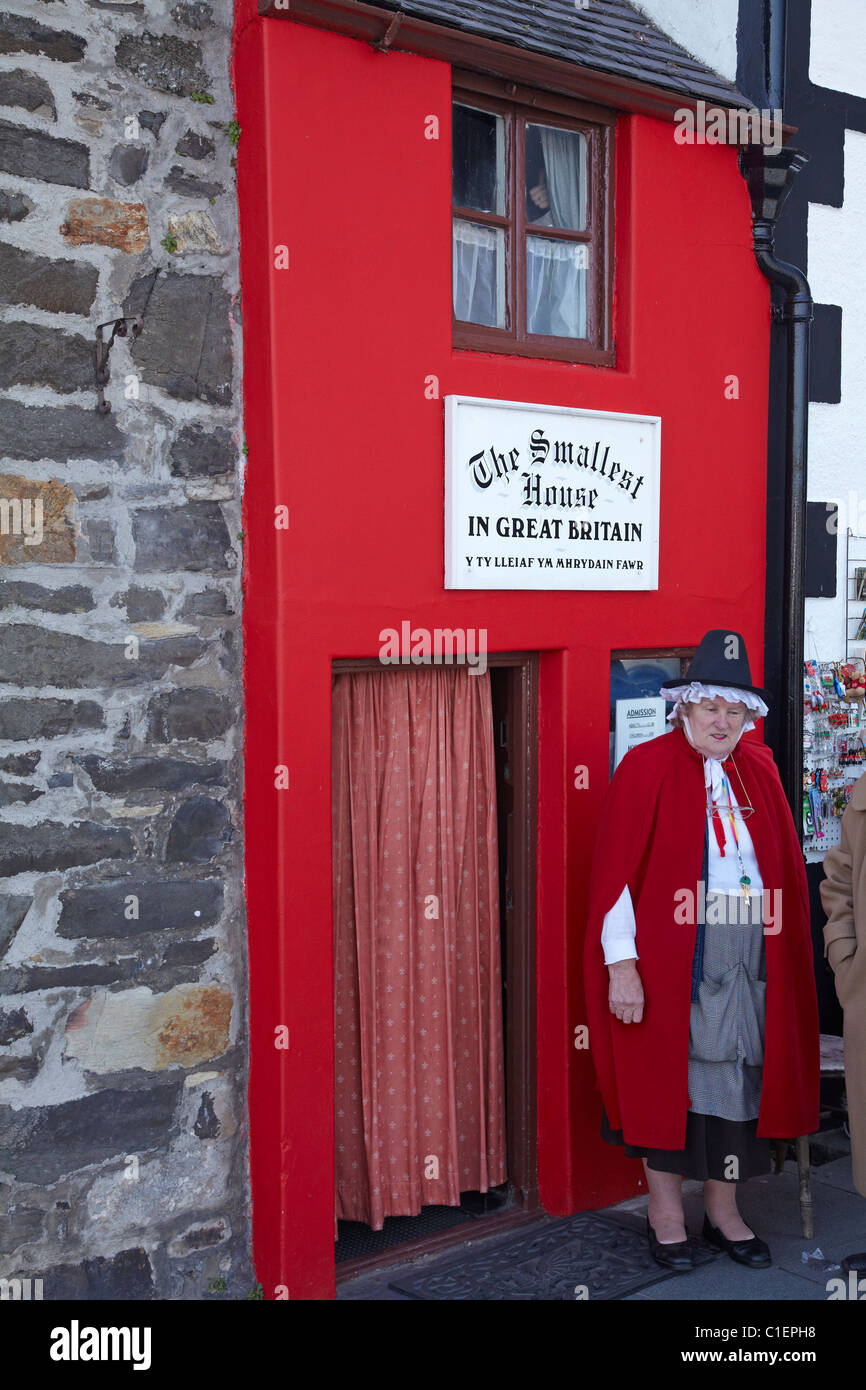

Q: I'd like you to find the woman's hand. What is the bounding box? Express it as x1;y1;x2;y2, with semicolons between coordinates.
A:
608;960;644;1024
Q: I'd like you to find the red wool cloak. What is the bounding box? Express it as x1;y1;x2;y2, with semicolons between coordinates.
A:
582;726;819;1148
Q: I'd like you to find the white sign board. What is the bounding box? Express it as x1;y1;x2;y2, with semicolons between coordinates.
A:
614;697;668;768
445;395;661;590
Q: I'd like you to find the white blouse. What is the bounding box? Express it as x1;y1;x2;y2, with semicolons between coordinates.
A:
601;754;764;964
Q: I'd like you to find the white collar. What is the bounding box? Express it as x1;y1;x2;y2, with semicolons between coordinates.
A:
681;713;744;801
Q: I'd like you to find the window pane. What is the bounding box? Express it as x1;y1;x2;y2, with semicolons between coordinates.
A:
525;123;587;231
452;104;505;215
526;236;587;338
609;656;689;776
453;219;506;327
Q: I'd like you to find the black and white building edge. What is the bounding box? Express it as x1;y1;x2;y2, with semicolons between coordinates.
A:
640;0;863;1031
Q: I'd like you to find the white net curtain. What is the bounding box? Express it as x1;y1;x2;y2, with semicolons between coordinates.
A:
453;119;588;339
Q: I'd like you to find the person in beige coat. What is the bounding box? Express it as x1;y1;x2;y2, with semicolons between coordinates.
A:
820;769;866;1272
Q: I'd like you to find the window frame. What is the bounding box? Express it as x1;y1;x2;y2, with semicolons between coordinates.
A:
452;70;616;366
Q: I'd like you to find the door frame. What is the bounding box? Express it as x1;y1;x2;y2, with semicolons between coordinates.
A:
331;651;540;1277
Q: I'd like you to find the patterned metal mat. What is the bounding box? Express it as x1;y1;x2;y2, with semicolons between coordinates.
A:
387;1211;721;1300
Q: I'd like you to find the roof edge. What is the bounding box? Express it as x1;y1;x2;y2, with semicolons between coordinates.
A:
258;0;771;124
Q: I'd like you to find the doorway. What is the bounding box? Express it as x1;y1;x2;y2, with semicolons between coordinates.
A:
331;654;539;1278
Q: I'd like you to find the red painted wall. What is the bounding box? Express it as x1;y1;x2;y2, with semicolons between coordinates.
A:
234;11;771;1299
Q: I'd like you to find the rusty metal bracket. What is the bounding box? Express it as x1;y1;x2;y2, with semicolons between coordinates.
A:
94;315;142;414
371;10;403;51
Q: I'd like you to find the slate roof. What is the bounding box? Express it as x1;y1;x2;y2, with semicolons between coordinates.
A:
371;0;752;107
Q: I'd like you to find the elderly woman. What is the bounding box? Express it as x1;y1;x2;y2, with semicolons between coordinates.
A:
583;629;819;1272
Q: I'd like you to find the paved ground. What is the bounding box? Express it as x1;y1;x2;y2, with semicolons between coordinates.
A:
336;1154;866;1300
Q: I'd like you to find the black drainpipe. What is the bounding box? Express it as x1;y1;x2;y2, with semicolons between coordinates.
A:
739;145;812;840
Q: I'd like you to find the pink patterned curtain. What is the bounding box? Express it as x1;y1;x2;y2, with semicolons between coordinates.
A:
333;666;506;1230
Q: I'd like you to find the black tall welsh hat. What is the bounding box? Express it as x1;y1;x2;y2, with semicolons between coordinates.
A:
660;629;772;705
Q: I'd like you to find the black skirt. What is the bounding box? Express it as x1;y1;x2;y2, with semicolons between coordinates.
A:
600;1106;772;1183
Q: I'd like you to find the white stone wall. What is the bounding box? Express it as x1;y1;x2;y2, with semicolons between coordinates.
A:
810;0;866;101
632;0;739;83
805;135;866;665
0;0;251;1301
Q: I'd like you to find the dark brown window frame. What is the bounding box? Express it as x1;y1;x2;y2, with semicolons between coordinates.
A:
452;69;616;367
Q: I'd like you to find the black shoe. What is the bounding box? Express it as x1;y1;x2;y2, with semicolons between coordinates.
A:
646;1215;694;1272
702;1214;771;1267
841;1252;866;1274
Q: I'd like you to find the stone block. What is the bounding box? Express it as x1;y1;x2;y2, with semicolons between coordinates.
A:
0;322;92;393
0;1205;45;1255
39;1248;155;1301
0;242;97;313
81;517;116;563
167;1217;227;1256
0;13;87;63
0;401;124;461
166;209;223;255
147;688;232;742
73;91;111;113
110;585;165;621
0;581;94;613
181;588;229;618
0;893;30;954
165;166;222;200
0;187;31;221
0;117;89;186
0;751;39;773
58;878;224;938
124;271;231;405
0;820;134;877
165;796;231;862
169;423;233;479
60;196;148;253
133;501;232;572
162;937;215;967
77;754;226;792
0;625;204;688
65;982;233;1072
0;1083;181;1183
175;129;214;160
115;32;209;97
0;1006;33;1044
0;67;56;118
0;474;76;564
0;781;42;806
108;143;148;186
138;110;165;138
0;699;103;740
171;1;213;30
0;959;137;992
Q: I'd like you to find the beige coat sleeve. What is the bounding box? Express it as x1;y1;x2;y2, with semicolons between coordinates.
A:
820;811;858;1005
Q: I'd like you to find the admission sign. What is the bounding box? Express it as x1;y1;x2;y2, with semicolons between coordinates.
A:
444;395;661;590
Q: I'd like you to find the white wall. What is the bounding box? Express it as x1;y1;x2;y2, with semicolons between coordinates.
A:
810;0;866;101
806;128;866;664
632;0;739;83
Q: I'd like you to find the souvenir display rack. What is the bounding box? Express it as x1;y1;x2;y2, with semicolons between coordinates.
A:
846;530;866;659
802;658;865;862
